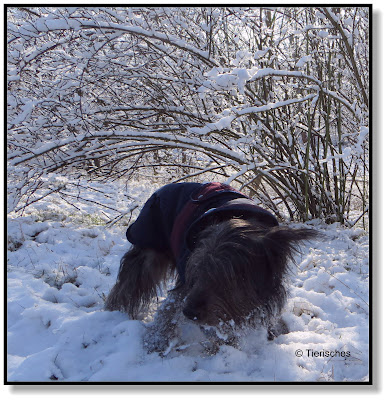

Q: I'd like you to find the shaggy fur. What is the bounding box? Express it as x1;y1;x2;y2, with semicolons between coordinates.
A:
105;217;317;354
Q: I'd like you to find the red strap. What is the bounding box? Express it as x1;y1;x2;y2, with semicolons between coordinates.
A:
191;182;244;202
170;199;198;258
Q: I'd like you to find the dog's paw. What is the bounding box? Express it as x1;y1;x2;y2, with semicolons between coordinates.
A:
267;317;289;340
143;324;172;355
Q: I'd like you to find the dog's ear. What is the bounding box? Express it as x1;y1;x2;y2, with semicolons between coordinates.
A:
247;227;319;315
260;227;320;275
105;246;174;318
264;226;320;249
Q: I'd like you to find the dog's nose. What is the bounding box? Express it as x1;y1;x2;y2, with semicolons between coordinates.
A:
183;307;200;321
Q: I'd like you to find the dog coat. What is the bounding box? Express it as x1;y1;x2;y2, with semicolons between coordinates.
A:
126;182;278;282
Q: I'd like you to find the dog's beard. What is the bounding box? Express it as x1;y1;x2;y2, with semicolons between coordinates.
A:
144;285;245;356
182;283;266;327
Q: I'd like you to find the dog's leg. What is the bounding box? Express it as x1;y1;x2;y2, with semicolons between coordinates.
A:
143;286;187;355
105;246;173;318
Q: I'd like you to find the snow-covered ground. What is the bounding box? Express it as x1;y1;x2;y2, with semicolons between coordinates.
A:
6;179;369;382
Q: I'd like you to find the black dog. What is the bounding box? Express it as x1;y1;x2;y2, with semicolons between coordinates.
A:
106;182;317;354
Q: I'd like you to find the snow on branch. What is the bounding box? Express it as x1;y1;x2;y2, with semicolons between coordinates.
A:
190;94;318;136
9;129;247;169
14;15;218;67
248;68;359;119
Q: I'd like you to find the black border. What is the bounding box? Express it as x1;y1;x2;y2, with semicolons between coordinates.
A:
4;3;373;386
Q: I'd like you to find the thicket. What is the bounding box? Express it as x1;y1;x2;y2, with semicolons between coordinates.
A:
7;7;369;225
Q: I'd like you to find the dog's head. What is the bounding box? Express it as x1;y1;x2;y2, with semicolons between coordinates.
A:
182;218;317;326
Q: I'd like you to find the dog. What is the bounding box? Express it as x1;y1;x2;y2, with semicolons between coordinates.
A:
105;182;317;354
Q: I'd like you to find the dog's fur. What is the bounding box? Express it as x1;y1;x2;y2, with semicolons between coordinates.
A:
106;215;317;354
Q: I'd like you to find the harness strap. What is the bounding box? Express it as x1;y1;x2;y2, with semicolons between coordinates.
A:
169;183;247;259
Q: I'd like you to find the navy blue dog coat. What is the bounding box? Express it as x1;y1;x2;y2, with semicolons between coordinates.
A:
126;182;278;282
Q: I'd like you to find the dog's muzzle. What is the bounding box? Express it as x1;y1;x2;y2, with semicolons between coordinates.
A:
182;305;202;322
181;288;210;323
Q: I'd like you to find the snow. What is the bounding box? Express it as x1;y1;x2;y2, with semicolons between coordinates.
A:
237;94;316;116
318;146;352;164
354;126;369;155
317;31;330;39
6;180;369;383
79;21;216;65
296;55;313;68
249;68;321;86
